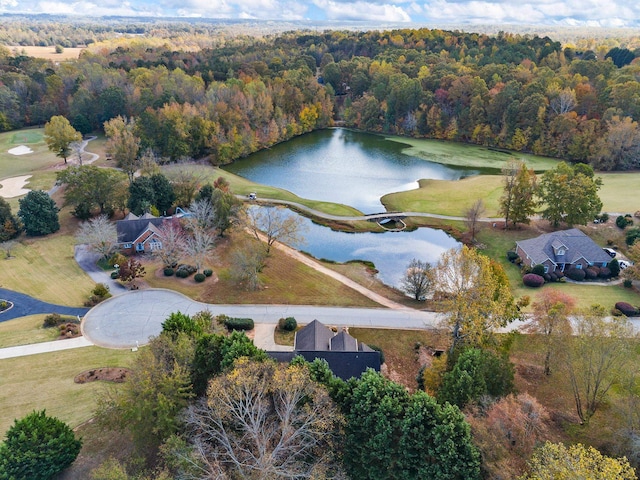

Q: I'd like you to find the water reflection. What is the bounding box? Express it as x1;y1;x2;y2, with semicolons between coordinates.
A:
225;129;477;214
269;208;461;288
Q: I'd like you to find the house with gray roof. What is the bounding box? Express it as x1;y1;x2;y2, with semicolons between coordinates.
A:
116;212;167;255
268;319;380;380
515;228;612;274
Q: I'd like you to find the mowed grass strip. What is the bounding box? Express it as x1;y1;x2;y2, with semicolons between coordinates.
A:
0;315;60;348
384;135;559;171
0;347;137;436
0;128;61;179
598;172;640;214
1;235;94;306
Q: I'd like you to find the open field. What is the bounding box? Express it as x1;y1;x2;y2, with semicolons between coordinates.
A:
0;347;136;436
0;314;62;348
143;233;380;307
7;45;85;61
383;175;504;217
0;233;94;306
598;172;640;214
385;135;559;171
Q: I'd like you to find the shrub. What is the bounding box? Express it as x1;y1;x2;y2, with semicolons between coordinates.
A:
555;270;564;278
194;273;206;283
585;268;599;280
566;267;586;281
224;317;255;331
549;273;558;282
611;308;624;317
626;227;640;246
624;279;633;288
617;215;633;229
531;264;546;276
176;264;196;277
175;269;189;278
278;316;297;331
164;267;174;276
43;313;62;328
543;273;551;282
92;283;110;298
506;251;519;262
608;259;620;277
520;264;532;275
110;271;119;279
203;268;213;277
615;302;639;317
599;212;609;223
598;267;611;278
523;273;545;288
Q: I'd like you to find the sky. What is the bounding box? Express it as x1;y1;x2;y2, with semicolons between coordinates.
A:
1;0;639;28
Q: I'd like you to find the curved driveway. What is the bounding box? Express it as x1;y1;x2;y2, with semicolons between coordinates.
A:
82;288;442;348
0;288;89;322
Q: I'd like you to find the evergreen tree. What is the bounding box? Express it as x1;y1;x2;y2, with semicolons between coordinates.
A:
18;190;59;236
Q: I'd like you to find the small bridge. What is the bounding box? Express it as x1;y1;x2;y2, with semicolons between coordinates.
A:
363;212;407;231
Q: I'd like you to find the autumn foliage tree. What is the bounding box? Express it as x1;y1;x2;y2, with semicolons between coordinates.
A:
44;115;82;164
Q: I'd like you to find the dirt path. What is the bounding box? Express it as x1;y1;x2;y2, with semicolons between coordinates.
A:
254;231;413;310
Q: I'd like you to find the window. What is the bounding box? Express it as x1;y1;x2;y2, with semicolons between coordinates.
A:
575;264;582;269
557;248;565;256
136;243;144;252
123;243;132;249
149;238;162;251
544;266;549;273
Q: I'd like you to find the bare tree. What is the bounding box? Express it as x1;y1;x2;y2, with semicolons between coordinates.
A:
524;290;575;375
245;206;306;255
76;214;118;260
464;199;486;242
70;140;83;166
182;227;216;273
549;87;577;115
154;219;186;268
183;359;343;480
230;240;267;291
0;240;16;259
400;258;433;301
185;199;215;233
563;305;634;424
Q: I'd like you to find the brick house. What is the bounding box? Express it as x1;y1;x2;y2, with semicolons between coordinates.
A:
515;228;612;274
116;212;166;255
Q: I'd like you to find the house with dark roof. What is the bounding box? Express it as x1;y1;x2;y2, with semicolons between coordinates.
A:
116;213;166;255
515;228;612;274
268;320;381;380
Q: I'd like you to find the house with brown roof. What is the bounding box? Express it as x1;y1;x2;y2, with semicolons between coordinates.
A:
268;320;381;380
116;212;166;255
515;228;612;274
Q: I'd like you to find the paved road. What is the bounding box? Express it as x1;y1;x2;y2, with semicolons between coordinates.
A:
74;245;127;296
82;288;443;349
0;288;89;322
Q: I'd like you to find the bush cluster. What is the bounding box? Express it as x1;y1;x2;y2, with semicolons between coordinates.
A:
278;317;297;331
523;273;545;288
164;267;174;276
615;302;640;317
531;264;546;276
43;313;64;328
566;267;586;281
203;269;213;277
175;264;197;278
616;214;634;229
85;283;111;307
194;273;206;283
224;317;255;331
506;251;519;263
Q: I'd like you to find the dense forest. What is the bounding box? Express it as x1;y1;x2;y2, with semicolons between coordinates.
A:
1;25;640;169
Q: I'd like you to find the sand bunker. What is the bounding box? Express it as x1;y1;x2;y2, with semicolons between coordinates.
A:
0;175;32;198
8;145;33;155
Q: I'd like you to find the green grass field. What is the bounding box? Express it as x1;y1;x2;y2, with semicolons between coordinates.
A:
385;135;559;171
0;128;61;180
0;347;137;436
0;315;62;348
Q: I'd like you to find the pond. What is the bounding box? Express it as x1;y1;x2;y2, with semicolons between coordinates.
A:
224;128;477;214
291;212;460;287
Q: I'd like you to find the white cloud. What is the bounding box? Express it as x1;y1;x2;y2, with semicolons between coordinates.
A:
313;0;412;22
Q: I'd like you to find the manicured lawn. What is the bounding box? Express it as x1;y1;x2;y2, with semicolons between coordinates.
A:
0;128;61;180
0;234;94;306
382;175;504;217
0;346;137;436
384;135;559;171
143;233;380;307
0;315;62;348
598;172;640;214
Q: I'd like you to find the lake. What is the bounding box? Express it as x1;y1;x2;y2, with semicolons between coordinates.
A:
224;128;477;214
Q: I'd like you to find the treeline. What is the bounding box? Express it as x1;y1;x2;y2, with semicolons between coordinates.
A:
1;27;640;169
